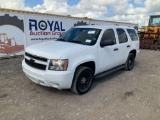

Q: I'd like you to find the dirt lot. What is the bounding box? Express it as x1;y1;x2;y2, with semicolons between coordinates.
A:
0;50;160;120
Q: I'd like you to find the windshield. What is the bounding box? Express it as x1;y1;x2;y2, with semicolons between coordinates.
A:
149;16;160;26
57;28;101;46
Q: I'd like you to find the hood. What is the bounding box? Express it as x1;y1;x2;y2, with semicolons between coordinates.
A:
25;41;87;59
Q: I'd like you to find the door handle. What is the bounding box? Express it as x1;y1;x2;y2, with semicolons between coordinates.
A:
114;48;119;51
127;45;130;48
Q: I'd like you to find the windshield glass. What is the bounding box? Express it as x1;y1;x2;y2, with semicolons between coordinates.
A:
58;28;101;46
149;16;160;26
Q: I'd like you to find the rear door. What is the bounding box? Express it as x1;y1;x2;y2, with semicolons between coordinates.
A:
115;28;130;64
97;29;120;73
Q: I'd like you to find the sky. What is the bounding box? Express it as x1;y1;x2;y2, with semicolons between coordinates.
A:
0;0;160;27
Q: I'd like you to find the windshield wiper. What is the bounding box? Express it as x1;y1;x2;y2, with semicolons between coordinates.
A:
68;40;83;44
57;39;83;44
57;38;66;41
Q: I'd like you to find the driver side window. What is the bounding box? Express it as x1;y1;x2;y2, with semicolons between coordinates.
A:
101;29;116;45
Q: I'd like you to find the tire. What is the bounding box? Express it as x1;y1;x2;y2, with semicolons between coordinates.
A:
125;53;135;71
71;66;93;95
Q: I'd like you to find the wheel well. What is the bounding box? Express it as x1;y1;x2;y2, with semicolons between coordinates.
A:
130;50;136;58
77;61;95;74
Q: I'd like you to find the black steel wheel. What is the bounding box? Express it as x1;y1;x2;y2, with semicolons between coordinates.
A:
71;66;93;95
125;53;135;71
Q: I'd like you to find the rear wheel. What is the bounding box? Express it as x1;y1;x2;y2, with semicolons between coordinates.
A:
125;53;135;71
71;66;93;95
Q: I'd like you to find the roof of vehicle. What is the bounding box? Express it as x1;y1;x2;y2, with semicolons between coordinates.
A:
73;25;135;30
150;15;160;17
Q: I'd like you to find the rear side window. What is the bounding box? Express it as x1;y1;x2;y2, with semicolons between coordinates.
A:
101;29;116;45
116;29;128;43
127;29;138;41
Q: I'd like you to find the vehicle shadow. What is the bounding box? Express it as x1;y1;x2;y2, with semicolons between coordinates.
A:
92;60;139;90
92;69;125;89
37;85;75;96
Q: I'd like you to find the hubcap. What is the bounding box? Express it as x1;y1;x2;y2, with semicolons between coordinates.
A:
81;77;86;84
78;71;92;92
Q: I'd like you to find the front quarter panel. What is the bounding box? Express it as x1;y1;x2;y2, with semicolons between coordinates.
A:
61;46;98;75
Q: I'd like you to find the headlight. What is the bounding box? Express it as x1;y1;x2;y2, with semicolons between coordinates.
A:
48;59;68;71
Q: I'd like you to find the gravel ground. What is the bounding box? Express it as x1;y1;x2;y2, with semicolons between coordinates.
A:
0;50;160;120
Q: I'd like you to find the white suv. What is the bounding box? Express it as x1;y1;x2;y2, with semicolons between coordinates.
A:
22;25;139;94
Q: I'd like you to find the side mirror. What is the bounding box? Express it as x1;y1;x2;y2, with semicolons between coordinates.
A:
100;40;114;47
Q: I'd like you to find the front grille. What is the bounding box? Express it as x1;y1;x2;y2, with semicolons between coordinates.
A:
25;52;47;62
25;58;46;70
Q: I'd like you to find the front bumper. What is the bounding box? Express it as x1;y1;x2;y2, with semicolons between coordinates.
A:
22;60;74;89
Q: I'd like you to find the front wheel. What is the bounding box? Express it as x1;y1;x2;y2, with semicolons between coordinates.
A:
71;66;93;95
125;53;135;71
